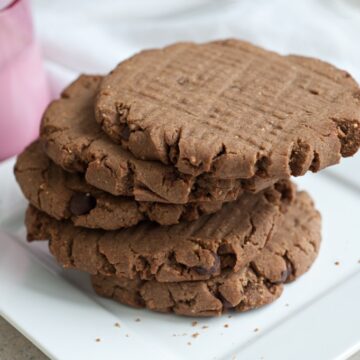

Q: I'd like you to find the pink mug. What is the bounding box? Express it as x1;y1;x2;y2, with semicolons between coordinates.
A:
0;0;49;161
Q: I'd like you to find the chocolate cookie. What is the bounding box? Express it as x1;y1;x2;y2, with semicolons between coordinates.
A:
15;141;223;229
95;39;360;178
40;75;279;205
92;191;321;317
92;268;283;317
26;181;294;282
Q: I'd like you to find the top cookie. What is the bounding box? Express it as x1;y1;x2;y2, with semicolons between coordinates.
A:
95;39;360;179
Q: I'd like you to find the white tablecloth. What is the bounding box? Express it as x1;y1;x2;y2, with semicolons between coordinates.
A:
32;0;360;78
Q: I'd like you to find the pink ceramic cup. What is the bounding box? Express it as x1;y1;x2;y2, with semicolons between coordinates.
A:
0;0;49;161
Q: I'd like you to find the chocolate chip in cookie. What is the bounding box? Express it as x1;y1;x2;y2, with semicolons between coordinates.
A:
69;193;97;215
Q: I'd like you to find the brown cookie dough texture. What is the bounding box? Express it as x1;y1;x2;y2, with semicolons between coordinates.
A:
95;39;360;178
92;268;283;317
25;181;294;283
92;191;321;317
40;75;280;205
15;141;223;229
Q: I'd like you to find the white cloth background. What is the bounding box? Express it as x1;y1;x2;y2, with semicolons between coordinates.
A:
31;0;360;80
31;0;360;182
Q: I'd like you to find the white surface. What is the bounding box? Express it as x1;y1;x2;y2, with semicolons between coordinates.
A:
1;156;360;360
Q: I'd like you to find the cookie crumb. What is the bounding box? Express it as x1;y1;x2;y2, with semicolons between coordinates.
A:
358;259;360;264
254;328;259;332
334;261;340;266
285;303;289;307
224;324;229;328
189;156;197;165
114;322;120;328
95;338;101;342
228;315;232;319
135;318;141;322
187;342;192;346
125;334;129;337
202;325;208;329
192;321;198;327
192;332;199;339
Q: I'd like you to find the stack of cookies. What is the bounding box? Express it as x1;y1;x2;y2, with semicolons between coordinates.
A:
15;40;360;317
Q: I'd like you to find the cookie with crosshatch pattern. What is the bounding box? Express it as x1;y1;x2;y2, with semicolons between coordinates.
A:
95;39;360;179
25;180;297;283
14;140;224;229
91;191;321;317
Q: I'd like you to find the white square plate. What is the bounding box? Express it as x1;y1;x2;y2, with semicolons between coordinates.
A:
1;157;360;360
